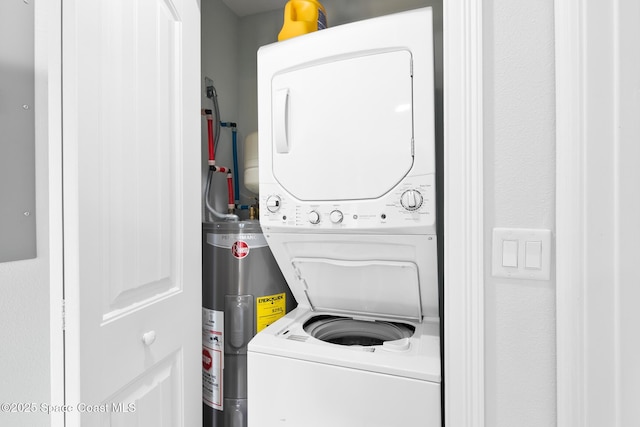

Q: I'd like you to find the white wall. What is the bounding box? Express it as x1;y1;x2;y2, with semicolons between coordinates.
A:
0;2;52;426
483;0;556;426
201;0;244;215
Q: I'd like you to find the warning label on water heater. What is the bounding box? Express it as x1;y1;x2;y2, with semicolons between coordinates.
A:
256;292;287;332
202;308;223;410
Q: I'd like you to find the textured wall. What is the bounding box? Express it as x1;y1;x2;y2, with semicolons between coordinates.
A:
200;0;243;215
0;2;51;426
483;0;556;425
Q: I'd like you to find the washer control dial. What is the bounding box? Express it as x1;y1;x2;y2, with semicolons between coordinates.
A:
266;195;282;213
329;210;344;224
308;210;321;224
400;189;423;211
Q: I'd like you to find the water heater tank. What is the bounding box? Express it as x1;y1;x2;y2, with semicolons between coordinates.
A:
243;132;259;194
202;220;295;427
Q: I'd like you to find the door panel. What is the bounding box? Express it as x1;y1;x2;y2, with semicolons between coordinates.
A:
98;0;181;320
271;50;414;201
98;0;181;321
62;0;201;425
101;351;182;426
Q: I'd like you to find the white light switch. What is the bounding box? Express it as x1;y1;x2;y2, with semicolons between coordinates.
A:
502;240;518;267
492;228;552;280
525;241;542;269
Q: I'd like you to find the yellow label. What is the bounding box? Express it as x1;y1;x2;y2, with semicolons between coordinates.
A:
256;293;286;332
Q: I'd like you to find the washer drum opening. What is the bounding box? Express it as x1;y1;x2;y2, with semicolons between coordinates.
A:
303;315;415;346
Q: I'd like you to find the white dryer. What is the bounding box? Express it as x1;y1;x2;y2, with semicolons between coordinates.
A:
248;8;440;427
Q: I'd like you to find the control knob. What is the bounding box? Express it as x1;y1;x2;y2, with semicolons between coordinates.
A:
265;195;282;213
308;210;321;224
329;210;344;224
400;189;423;211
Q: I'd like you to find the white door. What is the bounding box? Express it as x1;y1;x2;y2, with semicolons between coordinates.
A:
270;50;415;201
62;0;201;425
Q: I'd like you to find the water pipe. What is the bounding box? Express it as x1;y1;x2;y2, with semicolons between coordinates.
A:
204;109;215;165
202;109;237;222
226;172;235;212
204;168;238;221
232;128;239;205
205;79;222;155
221;122;240;206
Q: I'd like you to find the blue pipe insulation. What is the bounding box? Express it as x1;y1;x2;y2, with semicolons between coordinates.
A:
221;122;240;204
232;129;239;203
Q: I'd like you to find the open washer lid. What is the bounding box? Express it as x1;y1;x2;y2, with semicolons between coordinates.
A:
291;258;422;321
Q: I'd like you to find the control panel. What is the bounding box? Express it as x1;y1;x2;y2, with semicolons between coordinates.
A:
260;175;436;233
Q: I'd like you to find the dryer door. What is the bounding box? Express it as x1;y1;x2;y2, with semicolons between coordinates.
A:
271;50;414;201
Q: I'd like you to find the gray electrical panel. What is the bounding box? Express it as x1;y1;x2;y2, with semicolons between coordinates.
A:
0;1;37;262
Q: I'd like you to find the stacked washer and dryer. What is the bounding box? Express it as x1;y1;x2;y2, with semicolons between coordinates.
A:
248;8;441;427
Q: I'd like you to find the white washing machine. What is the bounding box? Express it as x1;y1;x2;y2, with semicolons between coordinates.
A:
248;8;440;427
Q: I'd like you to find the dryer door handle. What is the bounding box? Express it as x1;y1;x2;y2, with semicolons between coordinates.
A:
274;88;290;153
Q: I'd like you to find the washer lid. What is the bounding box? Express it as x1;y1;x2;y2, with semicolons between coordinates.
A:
291;258;422;321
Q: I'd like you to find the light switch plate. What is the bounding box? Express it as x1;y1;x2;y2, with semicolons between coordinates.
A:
492;228;552;280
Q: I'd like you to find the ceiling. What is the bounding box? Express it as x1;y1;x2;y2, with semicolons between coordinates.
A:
221;0;284;17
